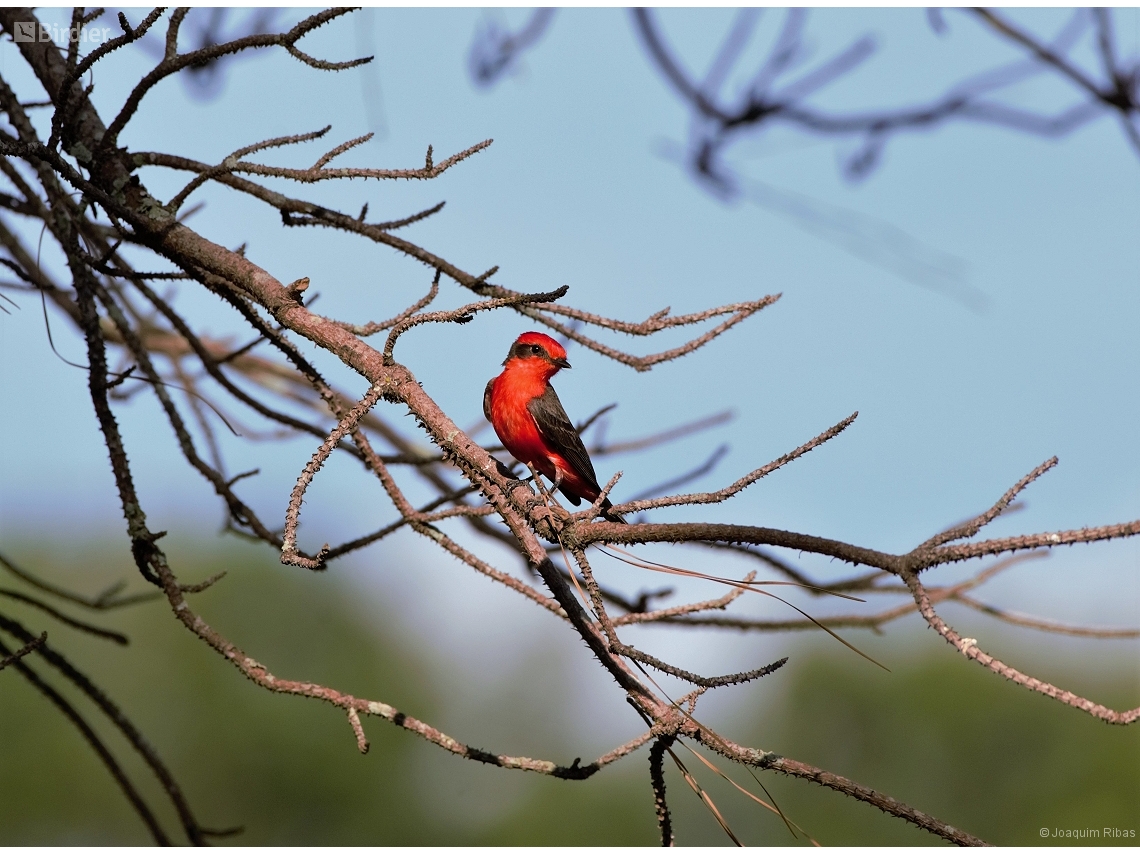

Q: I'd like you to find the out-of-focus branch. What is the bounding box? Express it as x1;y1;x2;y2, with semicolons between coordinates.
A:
0;634;172;845
468;8;556;87
0;630;46;671
0;589;129;644
633;7;1140;190
0;550;158;609
0;613;221;844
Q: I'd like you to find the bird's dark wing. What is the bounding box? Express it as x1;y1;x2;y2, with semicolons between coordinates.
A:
527;385;601;494
483;378;495;424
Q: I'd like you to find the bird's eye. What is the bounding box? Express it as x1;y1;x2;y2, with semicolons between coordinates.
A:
531;345;542;355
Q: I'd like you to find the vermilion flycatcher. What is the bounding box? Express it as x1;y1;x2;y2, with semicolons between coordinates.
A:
484;331;623;521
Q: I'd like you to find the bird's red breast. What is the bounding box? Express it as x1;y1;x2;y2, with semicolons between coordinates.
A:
487;365;557;473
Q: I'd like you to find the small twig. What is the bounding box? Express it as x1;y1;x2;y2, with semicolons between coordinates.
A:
0;550;158;610
338;268;441;336
900;567;1140;725
179;571;228;594
281;382;386;569
613;412;856;514
371;200;446;231
918;456;1057;550
624;444;729;505
918;518;1140;569
614;570;756;626
382;285;569;364
0;631;46;671
0;589;129;645
574;471;623;523
322;483;481;559
516;295;780;372
757;752;990;846
99;10;373;154
347;707;369;754
613;642;788;688
166;127;334;211
196;138;493;185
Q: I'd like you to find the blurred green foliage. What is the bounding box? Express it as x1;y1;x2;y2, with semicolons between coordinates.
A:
0;542;1136;845
0;541;654;845
667;648;1139;845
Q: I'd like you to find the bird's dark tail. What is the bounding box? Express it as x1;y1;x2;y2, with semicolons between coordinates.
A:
563;487;629;522
599;497;627;524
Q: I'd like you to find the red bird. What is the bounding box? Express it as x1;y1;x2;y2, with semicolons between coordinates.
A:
484;332;623;522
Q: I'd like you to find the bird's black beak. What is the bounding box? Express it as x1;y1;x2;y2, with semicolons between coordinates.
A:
553;356;571;369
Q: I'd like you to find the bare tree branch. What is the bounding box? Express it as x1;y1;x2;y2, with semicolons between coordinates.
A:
0;630;46;671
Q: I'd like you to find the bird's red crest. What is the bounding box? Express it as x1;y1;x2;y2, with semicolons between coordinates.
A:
514;331;567;361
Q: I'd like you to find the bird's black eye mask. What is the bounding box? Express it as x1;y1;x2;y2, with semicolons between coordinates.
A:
509;342;547;361
505;341;571;368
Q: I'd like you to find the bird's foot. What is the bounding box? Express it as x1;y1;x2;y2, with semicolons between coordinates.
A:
504;476;535;494
503;476;548;520
530;503;570;541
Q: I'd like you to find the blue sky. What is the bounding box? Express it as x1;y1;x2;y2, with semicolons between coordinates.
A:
1;9;1137;740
